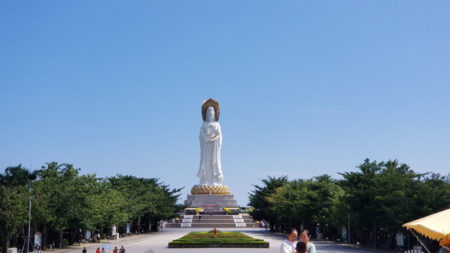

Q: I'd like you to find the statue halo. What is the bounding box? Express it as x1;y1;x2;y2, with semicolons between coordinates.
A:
202;98;220;122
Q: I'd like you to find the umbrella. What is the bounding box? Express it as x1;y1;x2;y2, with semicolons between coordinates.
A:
403;208;450;250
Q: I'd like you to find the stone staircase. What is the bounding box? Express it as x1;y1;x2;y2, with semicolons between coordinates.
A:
166;213;257;228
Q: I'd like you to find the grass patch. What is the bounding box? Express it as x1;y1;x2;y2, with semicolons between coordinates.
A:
168;230;269;248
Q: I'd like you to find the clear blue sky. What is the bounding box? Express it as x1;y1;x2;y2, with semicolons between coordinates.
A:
1;1;449;206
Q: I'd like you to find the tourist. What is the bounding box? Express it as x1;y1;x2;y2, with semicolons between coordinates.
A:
299;229;316;253
120;245;126;253
101;247;105;253
296;241;307;253
280;228;297;253
95;247;100;253
113;246;118;253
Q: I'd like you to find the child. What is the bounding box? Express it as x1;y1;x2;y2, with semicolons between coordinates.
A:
296;241;307;253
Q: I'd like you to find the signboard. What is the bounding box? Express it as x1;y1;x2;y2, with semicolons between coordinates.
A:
34;232;42;247
85;230;91;240
342;226;347;241
396;232;404;247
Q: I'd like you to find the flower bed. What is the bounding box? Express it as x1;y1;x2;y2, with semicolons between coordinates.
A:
184;207;203;215
168;231;269;248
223;207;240;215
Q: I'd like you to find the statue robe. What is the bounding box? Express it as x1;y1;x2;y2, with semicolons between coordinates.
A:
197;120;223;185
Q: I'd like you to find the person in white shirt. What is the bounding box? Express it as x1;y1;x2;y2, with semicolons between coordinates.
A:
280;228;298;253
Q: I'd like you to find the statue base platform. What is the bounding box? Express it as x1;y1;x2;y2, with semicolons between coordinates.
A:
190;184;230;195
184;194;239;212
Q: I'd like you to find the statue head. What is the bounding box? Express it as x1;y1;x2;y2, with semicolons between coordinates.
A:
202;98;220;122
206;107;215;122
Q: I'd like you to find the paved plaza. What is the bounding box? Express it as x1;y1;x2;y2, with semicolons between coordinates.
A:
53;228;392;253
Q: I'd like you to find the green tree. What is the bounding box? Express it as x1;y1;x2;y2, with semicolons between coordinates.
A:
108;175;181;233
339;159;428;248
32;162;82;248
0;165;36;186
0;186;29;253
267;179;312;228
248;176;288;231
1;162;183;250
266;175;341;230
0;165;34;253
90;180;128;231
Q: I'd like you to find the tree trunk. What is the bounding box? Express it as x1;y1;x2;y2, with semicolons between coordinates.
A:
391;230;396;250
70;229;75;245
59;230;63;248
373;219;376;248
1;239;9;253
42;225;47;250
137;217;141;234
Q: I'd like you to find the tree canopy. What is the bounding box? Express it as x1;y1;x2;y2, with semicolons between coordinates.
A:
249;159;450;250
0;162;182;252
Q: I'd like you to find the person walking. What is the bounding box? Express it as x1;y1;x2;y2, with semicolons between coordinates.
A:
299;229;316;253
82;247;87;253
95;247;100;253
280;228;297;253
120;245;126;253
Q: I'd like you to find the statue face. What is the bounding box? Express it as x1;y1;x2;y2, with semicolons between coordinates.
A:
206;107;215;122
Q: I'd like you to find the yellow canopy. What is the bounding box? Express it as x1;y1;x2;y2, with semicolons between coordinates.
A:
403;208;450;246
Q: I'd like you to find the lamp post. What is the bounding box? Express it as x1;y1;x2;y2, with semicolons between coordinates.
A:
347;205;350;244
26;187;32;253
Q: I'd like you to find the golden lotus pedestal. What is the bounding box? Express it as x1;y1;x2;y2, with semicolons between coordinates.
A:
185;185;238;212
190;185;230;195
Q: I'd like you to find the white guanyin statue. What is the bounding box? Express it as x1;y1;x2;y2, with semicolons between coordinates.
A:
197;103;224;186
